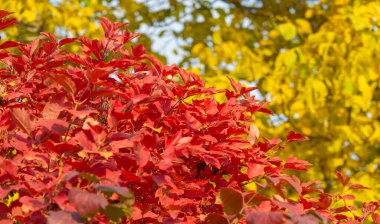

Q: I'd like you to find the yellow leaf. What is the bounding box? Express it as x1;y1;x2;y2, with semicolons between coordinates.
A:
278;22;297;41
333;0;350;5
295;19;312;34
212;30;222;45
349;15;370;31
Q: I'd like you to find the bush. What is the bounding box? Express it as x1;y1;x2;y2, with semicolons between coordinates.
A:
0;11;379;224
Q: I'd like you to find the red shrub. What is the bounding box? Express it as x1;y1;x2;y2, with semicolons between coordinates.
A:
0;11;379;224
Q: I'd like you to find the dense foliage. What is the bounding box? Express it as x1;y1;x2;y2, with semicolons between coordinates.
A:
1;10;380;223
2;0;379;199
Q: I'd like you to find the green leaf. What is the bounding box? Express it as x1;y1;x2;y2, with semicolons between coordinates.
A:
103;205;127;222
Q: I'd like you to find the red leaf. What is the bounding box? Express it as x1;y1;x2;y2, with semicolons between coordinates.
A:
68;188;108;217
100;17;115;37
349;184;369;190
246;212;284;224
59;37;78;46
47;211;83;224
341;194;355;200
10;108;35;135
286;131;309;143
152;175;177;189
284;157;311;171
37;119;69;134
248;163;265;178
0;10;13;20
335;214;348;220
131;44;146;58
204;213;229;224
40;32;57;43
121;170;141;183
51;142;81;154
0;41;18;49
66;109;98;119
272;200;304;214
179;69;190;83
131;94;149;104
219;188;244;216
0;15;16;30
92;184;133;199
228;76;241;93
372;213;380;224
280;176;302;195
135;144;150;168
109;139;134;151
20;196;45;214
47;72;77;95
203;154;221;169
29;39;39;57
249;124;259;145
332;205;357;213
42;102;64;119
335;170;350;187
0;157;18;177
318;194;332;209
86;67;113;84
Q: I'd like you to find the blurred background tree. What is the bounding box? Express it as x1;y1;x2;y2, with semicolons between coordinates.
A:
2;0;380;200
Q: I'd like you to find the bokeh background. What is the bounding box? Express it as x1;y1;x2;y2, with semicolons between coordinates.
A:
2;0;380;202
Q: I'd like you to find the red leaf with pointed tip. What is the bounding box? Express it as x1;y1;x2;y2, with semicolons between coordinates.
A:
86;68;113;84
121;170;141;183
0;16;16;30
47;211;83;224
10;108;34;135
178;69;190;83
42;101;64;119
341;194;355;200
68;188;108;217
51;142;81;154
284;157;311;171
336;170;350;187
37;119;69;134
29;39;39;57
228;76;241;93
0;10;13;19
248;163;265;178
249;124;259;144
20;196;45;214
0;157;18;177
109;139;134;151
219;188;244;216
40;32;57;43
372;213;380;224
246;212;284;224
135;144;150;168
131;44;146;58
46;72;77;95
204;213;229;224
318;194;332;209
0;41;18;49
280;176;302;195
92;184;133;199
286;131;309;142
152;175;177;189
100;17;114;37
349;184;369;190
131;94;149;104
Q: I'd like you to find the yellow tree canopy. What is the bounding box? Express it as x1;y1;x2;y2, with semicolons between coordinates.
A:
2;0;380;200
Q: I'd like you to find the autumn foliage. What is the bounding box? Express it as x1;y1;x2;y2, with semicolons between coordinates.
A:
0;11;379;224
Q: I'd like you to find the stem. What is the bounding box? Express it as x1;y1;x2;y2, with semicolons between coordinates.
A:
58;154;64;178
